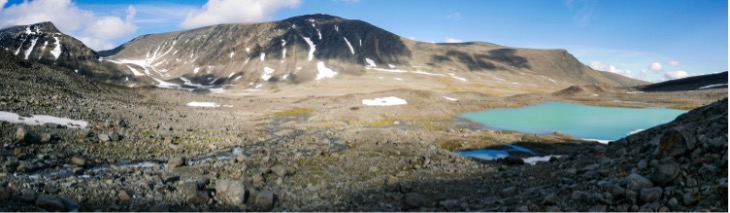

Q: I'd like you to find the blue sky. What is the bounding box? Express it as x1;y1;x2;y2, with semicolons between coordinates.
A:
1;0;727;82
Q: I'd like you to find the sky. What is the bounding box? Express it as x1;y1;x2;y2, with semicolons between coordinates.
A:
0;0;727;82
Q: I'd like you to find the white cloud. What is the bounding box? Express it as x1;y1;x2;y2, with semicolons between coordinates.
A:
649;62;663;72
0;0;137;50
0;0;7;8
668;60;680;66
589;60;634;78
445;37;462;43
664;71;689;80
331;0;361;4
180;0;301;29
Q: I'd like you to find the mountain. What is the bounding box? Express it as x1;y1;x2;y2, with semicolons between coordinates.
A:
638;71;728;92
99;14;645;92
0;22;129;82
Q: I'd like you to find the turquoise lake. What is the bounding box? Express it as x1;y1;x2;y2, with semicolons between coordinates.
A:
459;101;687;141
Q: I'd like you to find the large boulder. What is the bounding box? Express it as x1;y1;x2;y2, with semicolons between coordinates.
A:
214;179;247;207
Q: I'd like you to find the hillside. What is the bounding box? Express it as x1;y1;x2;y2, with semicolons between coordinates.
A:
639;71;728;92
98;14;645;93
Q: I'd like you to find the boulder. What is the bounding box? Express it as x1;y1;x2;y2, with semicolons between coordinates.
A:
658;129;692;157
15;127;40;144
35;194;66;211
98;133;110;142
118;190;132;202
215;180;247;206
167;157;185;169
623;173;654;191
639;187;663;203
250;190;275;211
403;192;430;210
270;165;288;177
70;156;86;167
178;182;209;205
649;159;680;186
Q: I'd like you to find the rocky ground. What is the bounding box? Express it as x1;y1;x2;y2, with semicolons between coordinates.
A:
0;52;727;211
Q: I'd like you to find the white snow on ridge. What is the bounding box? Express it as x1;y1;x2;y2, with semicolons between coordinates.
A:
628;129;644;135
448;73;468;82
0;110;88;128
343;37;355;55
316;61;338;80
388;64;396;68
362;97;408;106
193;67;200;74
186;102;220;107
698;83;727;89
366;67;407;73
359;39;362;47
260;53;266;61
334;25;339;32
302;36;316;61
365;58;377;67
523;155;562;166
24;38;38;60
262;67;275;81
229;52;235;58
443;96;457;101
126;65;145;76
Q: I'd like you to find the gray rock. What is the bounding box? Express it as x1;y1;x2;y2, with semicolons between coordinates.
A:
179;182;209;205
167;156;185;169
649;159;680;186
543;193;558;205
438;199;460;210
682;193;698;206
149;204;169;212
70;156;86;166
639;187;663;203
667;197;679;207
15;127;40;144
404;192;430;210
623;173;654;191
572;191;587;201
516;205;529;212
0;188;10;202
252;173;265;187
251;190;275;211
61;197;80;212
658;129;690;157
98;133;110;142
18;188;37;202
500;186;516;196
270;165;288;177
637;159;648;170
215;179;246;206
588;205;607;212
35;194;66;211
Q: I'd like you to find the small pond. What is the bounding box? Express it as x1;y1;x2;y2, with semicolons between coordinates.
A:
458;101;687;142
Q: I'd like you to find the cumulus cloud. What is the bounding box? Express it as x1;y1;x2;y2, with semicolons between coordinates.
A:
664;71;689;80
667;60;680;66
445;37;462;43
0;0;7;8
649;62;663;72
180;0;301;29
589;60;634;78
0;0;137;50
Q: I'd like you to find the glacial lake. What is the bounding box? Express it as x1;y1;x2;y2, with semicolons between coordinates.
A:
459;101;687;142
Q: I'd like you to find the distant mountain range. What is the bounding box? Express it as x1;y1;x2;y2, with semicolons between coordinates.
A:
639;71;728;92
1;14;646;91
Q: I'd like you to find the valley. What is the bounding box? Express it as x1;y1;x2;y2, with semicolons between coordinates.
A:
0;14;727;212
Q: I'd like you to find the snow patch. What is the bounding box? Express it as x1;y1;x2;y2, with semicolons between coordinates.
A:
193;67;200;74
393;77;403;81
316;61;338;80
343;37;355;55
301;36;316;61
260;53;265;61
50;37;62;60
126;65;145;76
229;52;235;58
24;38;38;60
628;129;644;135
0;111;88;128
262;67;275;81
365;58;377;67
523;155;562;166
359;39;362;47
362;97;408;106
698;83;727;89
334;25;339;32
493;77;506;82
388;64;396;68
316;29;322;40
443;96;457;101
186;102;220;107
